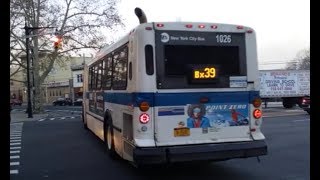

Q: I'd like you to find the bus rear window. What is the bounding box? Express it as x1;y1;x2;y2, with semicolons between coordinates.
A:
164;45;241;77
156;44;246;89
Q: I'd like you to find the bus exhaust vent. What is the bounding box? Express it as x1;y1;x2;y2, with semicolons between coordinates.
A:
134;7;147;24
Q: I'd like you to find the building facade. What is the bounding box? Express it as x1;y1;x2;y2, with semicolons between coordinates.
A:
10;54;91;104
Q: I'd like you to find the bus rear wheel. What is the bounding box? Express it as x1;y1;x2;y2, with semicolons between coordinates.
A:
104;122;117;159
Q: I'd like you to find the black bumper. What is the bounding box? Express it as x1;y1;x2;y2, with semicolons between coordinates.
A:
133;140;267;165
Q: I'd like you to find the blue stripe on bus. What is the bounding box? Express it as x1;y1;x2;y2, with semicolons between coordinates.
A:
103;91;260;107
158;107;185;116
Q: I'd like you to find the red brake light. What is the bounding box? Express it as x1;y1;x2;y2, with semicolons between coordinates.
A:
253;109;262;119
139;113;150;124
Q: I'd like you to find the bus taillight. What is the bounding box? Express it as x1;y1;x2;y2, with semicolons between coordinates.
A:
139;113;150;124
253;109;262;119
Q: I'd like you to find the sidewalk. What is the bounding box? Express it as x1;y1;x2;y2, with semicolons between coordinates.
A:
10;111;49;124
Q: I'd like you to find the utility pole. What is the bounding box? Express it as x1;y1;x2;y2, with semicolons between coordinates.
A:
23;23;57;118
24;23;33;118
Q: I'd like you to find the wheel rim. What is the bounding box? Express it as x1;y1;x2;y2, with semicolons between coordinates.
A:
107;126;112;150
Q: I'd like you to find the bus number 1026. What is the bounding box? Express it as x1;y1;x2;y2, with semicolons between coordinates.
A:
216;35;231;43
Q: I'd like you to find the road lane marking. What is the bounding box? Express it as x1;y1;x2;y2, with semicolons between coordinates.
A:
10;139;21;142
10;133;22;135
10;170;18;174
38;119;45;121
50;118;55;120
10;162;20;166
10;137;21;140
71;117;75;119
10;142;21;146
10;155;20;159
10;147;21;150
10;122;23;176
10;130;22;134
10;150;20;154
60;117;66;120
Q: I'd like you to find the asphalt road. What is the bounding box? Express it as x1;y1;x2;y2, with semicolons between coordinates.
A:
10;109;310;180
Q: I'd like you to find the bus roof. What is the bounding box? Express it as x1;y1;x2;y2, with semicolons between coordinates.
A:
88;21;254;66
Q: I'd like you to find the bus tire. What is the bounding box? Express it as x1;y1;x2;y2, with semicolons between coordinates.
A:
104;120;117;159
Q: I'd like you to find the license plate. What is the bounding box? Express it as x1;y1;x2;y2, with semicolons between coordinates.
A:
174;128;190;137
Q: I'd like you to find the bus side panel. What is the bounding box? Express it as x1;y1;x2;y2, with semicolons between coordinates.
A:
86;113;104;141
245;31;259;89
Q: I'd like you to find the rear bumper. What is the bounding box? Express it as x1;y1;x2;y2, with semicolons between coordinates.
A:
133;140;267;165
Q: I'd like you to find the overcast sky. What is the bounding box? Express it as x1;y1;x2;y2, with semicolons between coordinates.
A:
117;0;310;70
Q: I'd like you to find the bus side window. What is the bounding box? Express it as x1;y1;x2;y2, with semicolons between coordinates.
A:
145;45;154;75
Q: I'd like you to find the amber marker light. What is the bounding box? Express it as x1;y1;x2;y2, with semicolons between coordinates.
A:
139;101;150;112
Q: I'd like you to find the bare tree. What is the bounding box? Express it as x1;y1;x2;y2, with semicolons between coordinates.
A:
10;0;124;113
286;48;310;70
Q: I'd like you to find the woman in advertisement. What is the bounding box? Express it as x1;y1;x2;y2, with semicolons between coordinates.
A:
187;104;211;128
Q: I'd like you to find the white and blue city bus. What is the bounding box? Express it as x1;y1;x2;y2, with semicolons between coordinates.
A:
82;8;267;166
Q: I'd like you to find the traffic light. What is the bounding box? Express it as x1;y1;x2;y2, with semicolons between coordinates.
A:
53;35;63;50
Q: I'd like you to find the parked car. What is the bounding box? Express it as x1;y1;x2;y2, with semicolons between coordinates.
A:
10;99;22;106
73;98;83;106
52;97;72;106
300;96;310;115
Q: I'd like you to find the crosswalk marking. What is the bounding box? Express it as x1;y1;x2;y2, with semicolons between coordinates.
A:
37;115;81;122
10;162;20;166
10;122;23;176
10;142;21;146
10;146;21;150
10;139;21;142
10;150;20;154
10;170;19;174
10;155;20;159
10;137;21;140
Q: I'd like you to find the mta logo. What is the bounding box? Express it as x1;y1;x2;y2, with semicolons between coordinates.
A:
160;33;169;43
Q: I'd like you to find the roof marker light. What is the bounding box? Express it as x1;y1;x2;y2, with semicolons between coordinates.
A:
198;25;205;28
247;29;253;33
211;25;218;29
185;24;193;28
237;25;244;29
157;23;164;27
145;27;152;30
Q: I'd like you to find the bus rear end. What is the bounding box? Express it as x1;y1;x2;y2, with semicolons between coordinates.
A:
133;22;267;165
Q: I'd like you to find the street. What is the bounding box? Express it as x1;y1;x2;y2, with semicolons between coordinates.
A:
10;106;310;180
